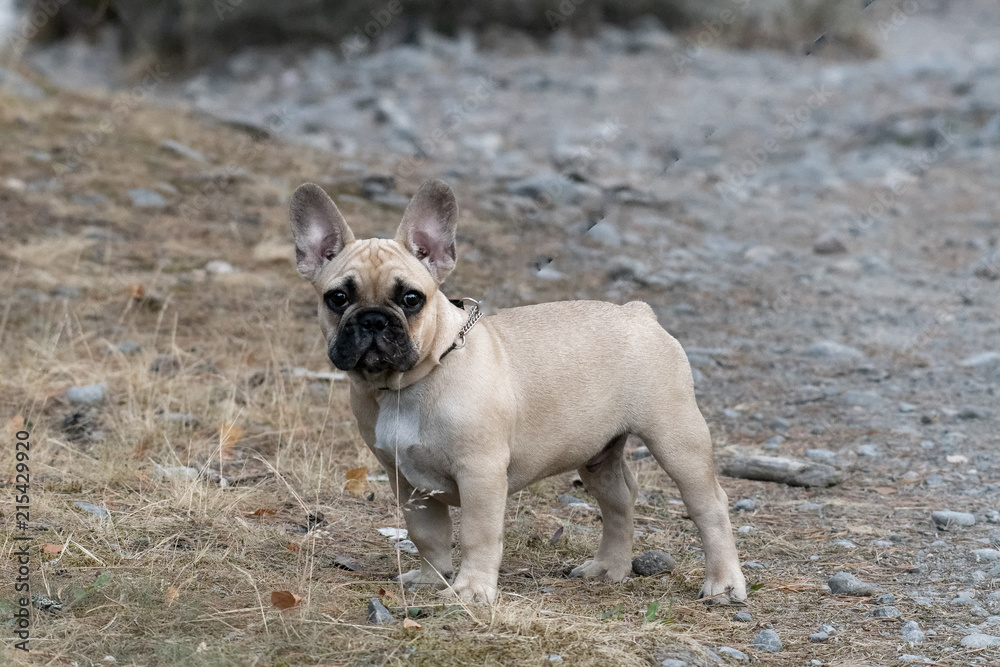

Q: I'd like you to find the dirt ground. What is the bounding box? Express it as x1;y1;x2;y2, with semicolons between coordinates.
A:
2;1;1000;665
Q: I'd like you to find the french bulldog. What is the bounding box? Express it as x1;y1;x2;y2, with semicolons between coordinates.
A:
289;179;746;604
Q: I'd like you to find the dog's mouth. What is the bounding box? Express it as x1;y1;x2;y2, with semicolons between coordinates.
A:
328;307;419;375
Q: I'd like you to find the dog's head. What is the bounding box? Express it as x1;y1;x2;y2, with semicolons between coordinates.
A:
289;179;458;384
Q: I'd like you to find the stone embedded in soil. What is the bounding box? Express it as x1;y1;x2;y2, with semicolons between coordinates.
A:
814;231;847;255
971;548;1000;562
66;383;107;404
716;646;747;661
752;629;782;652
734;498;757;512
161;139;207;163
73;502;110;518
959;351;1000;367
127;188;167;208
802;340;865;361
367;598;393;625
901;620;925;643
872;605;901;618
205;259;236;274
632;550;676;577
932;510;976;528
557;494;594;510
660;660;688;667
899;656;933;664
806;448;835;461
960;634;1000;649
828;571;877;596
809;631;829;642
876;593;896;605
722;455;842;488
733;612;753;622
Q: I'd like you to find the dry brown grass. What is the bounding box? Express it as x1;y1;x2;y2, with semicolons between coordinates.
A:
0;78;993;667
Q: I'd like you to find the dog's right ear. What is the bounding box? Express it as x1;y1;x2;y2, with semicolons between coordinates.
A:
289;183;355;282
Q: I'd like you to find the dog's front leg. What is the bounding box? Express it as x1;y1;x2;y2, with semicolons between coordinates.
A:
451;468;508;604
384;464;455;590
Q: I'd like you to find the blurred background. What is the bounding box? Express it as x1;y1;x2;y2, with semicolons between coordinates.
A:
1;2;1000;665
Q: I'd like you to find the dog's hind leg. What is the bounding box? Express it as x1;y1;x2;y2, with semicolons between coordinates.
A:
569;434;636;581
640;413;746;603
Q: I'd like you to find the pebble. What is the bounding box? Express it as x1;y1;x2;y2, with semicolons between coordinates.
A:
898;401;918;413
901;620;924;643
971;548;1000;562
161;139;207;162
734;498;757;512
763;435;784;450
828;571;877;596
546;655;563;663
557;494;594;510
806;448;835;461
66;383;107;404
744;561;765;570
856;444;879;457
738;526;755;533
607;256;651;283
932;510;976;528
803;340;865;361
840;390;883;407
752;629;782;652
127;188;167;208
814;231;847;255
205;260;236;274
116;340;142;355
73;502;111;518
660;660;687;667
632;550;676;577
959;351;1000;367
809;631;829;642
733;612;753;622
367;598;393;625
898;656;932;664
960;633;1000;648
715;646;747;661
876;593;896;605
586;221;621;246
872;605;901;618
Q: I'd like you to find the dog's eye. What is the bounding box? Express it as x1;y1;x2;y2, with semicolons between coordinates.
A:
401;291;424;309
324;290;350;311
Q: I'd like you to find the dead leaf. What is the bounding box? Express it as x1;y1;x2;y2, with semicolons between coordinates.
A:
127;283;145;299
403;618;422;629
270;590;301;611
378;587;399;602
6;414;25;437
344;466;367;495
287;543;299;552
249;508;277;517
219;423;242;457
165;585;179;606
42;544;64;554
550;526;564;545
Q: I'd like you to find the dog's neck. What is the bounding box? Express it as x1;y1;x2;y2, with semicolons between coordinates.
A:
352;291;468;393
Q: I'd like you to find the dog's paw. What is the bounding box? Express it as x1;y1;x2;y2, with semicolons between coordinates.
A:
698;568;748;604
447;572;498;604
394;567;451;590
568;559;631;582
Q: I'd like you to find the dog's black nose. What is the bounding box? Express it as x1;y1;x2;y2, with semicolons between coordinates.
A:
358;310;389;332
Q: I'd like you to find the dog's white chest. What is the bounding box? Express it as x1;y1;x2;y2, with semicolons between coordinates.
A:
374;390;454;495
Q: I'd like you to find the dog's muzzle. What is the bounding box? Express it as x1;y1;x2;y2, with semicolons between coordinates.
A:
329;307;419;374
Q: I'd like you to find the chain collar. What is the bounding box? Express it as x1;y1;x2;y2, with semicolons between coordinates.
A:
440;298;482;361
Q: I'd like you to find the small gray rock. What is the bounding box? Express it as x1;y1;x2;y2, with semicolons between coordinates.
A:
607;256;651;283
828;571;877;596
367;598;393;625
127;188;167;208
971;548;1000;562
205;260;236;275
899;656;932;664
116;340;142;355
806;448;835;461
960;634;1000;649
875;593;896;605
763;435;784;450
734;499;757;512
586;221;621;246
715;646;747;661
809;631;829;642
752;629;782;652
161;140;207;163
932;510;976;528
872;605;901;618
632;550;677;577
803;340;865;362
814;231;847;255
557;494;593;509
856;444;879;457
840;390;883;407
744;561;765;570
73;502;110;519
901;620;924;643
732;612;753;622
959;351;1000;367
898;401;918;413
660;660;688;667
66;383;107;404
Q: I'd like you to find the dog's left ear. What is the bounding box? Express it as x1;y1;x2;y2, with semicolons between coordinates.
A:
395;179;458;283
289;183;356;282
